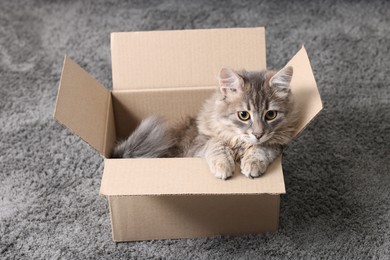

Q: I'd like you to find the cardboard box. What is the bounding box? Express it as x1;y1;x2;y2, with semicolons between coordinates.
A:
54;27;322;241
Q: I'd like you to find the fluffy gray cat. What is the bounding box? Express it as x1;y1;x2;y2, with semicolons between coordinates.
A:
112;66;299;179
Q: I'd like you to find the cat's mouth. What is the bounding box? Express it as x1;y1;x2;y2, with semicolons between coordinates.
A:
247;133;273;144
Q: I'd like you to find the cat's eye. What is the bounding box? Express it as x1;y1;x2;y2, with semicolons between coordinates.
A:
265;110;277;121
238;111;251;121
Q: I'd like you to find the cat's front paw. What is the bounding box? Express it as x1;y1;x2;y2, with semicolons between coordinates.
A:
240;158;267;178
207;157;235;180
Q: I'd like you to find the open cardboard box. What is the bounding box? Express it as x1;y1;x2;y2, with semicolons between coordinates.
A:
54;27;322;242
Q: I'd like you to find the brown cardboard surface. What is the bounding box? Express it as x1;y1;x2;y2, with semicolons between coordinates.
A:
104;95;117;158
100;157;285;196
54;57;115;157
108;194;280;241
288;47;323;135
112;87;215;138
111;27;266;90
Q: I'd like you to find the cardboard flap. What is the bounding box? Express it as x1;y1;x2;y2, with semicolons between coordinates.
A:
100;157;285;196
111;27;266;90
54;57;115;157
287;47;323;135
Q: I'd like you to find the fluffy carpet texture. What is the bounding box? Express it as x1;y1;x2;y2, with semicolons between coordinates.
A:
1;0;389;258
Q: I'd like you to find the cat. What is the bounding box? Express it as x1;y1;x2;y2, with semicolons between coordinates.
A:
111;66;299;180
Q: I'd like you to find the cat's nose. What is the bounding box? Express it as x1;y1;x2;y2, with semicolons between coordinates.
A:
252;132;264;140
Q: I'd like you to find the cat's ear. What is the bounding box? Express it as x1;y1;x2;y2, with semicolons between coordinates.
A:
218;68;243;96
270;66;293;94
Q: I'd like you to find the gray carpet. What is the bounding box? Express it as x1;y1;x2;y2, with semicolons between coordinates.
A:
1;0;389;258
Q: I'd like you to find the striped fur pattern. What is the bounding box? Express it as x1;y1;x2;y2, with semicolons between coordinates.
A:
111;116;176;158
112;66;300;179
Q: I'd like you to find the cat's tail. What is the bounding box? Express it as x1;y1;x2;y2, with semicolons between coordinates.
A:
111;116;176;158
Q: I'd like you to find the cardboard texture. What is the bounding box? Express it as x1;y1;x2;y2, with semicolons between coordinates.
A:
100;157;285;196
54;58;116;157
112;87;215;138
108;195;280;241
111;28;266;90
54;27;322;242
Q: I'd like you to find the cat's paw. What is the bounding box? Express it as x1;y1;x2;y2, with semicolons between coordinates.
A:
240;158;267;178
208;158;234;180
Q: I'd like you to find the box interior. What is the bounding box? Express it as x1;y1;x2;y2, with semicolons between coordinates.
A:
109;27;267;140
111;87;215;139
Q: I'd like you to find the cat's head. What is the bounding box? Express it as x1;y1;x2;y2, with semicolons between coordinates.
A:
216;66;297;145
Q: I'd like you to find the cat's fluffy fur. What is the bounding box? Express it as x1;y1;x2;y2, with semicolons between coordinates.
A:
112;66;299;179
